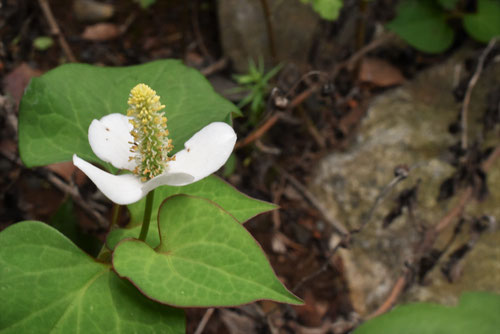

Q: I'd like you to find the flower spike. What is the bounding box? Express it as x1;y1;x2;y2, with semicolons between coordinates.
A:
127;84;174;181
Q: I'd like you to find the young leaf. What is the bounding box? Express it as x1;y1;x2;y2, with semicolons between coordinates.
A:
106;175;276;250
387;0;454;53
33;36;54;51
300;0;343;21
463;0;500;43
112;195;302;307
18;60;239;168
0;221;185;334
353;292;500;334
134;0;156;9
437;0;459;10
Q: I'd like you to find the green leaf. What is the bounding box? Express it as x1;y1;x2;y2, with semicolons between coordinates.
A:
0;221;185;333
300;0;343;21
387;0;454;53
49;198;102;257
437;0;459;10
33;36;54;51
106;175;276;250
463;0;500;43
262;63;283;82
18;60;239;168
353;292;500;334
223;153;237;177
134;0;156;9
112;195;301;307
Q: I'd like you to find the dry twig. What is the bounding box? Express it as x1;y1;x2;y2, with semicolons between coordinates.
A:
0;149;108;228
235;32;396;149
461;38;497;150
292;167;411;293
292;235;343;293
38;0;77;62
43;170;109;228
200;58;228;76
259;0;277;64
192;0;213;61
367;273;408;319
193;308;215;334
354;165;409;233
277;166;349;236
369;143;500;318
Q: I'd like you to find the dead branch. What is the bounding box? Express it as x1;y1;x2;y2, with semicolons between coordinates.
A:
192;0;213;61
277;166;349;236
235;113;280;149
235;32;396;149
259;0;277;64
461;38;497;150
200;58;228;76
367;273;408;319
292;166;411;293
0;149;108;228
292;235;343;293
369;142;500;318
193;308;215;334
354;165;410;233
38;0;77;62
43;170;109;228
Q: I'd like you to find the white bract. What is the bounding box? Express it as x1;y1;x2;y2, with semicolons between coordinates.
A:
73;115;236;205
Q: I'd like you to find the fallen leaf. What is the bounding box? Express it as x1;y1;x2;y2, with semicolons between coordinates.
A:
82;23;120;41
2;63;42;108
0;139;17;159
46;161;86;185
73;0;114;22
293;290;326;327
358;57;405;87
185;51;204;68
219;309;257;334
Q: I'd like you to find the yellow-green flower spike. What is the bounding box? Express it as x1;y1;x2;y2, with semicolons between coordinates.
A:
127;83;174;181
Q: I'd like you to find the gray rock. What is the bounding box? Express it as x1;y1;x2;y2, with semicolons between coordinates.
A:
310;49;500;315
217;0;319;73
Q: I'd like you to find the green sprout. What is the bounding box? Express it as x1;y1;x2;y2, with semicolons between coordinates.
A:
33;36;54;51
233;58;282;126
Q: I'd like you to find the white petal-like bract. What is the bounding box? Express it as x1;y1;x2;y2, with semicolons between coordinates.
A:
88;113;136;171
167;122;236;182
73;154;144;205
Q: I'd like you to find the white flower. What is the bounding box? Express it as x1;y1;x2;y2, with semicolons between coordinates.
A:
73;113;236;205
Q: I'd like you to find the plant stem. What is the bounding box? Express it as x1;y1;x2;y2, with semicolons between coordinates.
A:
259;0;277;65
138;190;155;241
110;203;121;229
355;0;368;51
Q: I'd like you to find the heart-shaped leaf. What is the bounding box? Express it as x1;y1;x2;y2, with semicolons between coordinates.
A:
463;0;500;43
112;195;301;307
106;175;277;250
387;0;454;53
437;0;459;10
0;221;185;334
18;60;239;168
50;198;102;257
353;292;500;334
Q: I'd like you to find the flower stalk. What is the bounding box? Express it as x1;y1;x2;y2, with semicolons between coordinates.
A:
139;190;155;241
